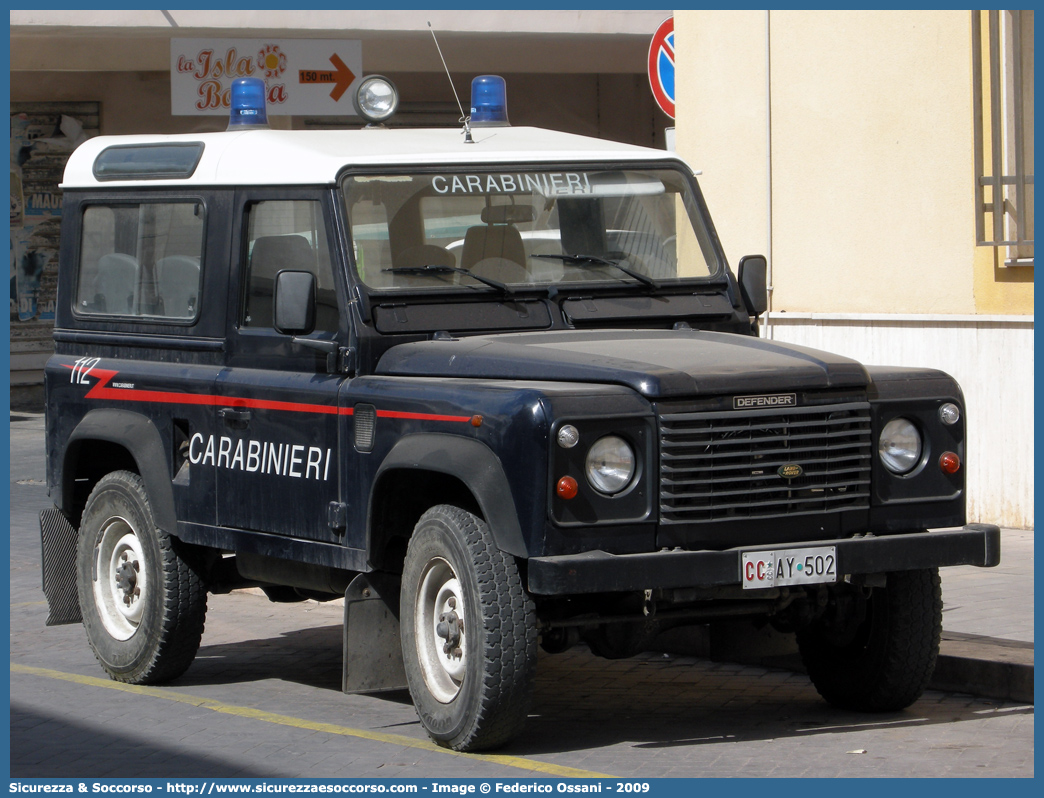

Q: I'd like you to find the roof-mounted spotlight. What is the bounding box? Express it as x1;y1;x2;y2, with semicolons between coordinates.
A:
352;75;400;126
227;77;269;130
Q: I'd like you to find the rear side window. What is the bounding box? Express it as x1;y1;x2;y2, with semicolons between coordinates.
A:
75;201;205;320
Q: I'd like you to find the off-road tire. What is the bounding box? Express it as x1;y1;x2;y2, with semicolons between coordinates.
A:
797;568;942;711
400;505;537;752
76;470;207;684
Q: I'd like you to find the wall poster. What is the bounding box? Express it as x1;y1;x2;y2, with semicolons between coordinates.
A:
10;102;99;365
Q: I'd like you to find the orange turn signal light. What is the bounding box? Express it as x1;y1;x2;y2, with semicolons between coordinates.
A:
557;476;578;500
939;451;961;474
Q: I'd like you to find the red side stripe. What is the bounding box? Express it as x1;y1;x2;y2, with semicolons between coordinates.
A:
65;365;470;422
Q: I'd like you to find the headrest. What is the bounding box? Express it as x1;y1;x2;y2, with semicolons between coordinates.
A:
250;235;315;278
480;204;535;225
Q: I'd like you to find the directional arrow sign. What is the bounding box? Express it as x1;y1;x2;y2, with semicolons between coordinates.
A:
171;38;362;116
299;53;356;102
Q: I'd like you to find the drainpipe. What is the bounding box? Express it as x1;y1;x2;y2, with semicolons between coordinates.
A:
764;10;775;340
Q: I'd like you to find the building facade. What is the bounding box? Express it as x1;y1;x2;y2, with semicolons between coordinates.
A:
9;9;673;394
674;10;1033;527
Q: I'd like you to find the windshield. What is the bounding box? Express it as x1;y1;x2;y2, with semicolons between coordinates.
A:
342;167;720;292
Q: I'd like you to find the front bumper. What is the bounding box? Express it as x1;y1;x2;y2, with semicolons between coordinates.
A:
527;523;1000;595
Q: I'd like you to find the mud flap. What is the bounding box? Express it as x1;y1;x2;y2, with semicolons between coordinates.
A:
342;572;407;693
40;507;82;626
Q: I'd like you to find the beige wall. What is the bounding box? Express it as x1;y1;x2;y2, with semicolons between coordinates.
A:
675;10;1031;316
675;10;1033;527
675;12;768;271
974;246;1034;314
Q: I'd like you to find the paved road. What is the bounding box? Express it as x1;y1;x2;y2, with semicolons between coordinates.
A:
9;414;1034;778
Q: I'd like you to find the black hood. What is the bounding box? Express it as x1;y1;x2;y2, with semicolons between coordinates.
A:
376;330;869;398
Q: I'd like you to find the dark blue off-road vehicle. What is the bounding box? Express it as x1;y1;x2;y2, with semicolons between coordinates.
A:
41;77;998;752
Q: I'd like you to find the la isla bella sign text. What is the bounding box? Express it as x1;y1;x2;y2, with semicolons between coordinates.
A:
176;46;288;110
170;38;363;117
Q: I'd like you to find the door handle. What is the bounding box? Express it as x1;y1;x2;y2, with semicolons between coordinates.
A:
219;407;251;429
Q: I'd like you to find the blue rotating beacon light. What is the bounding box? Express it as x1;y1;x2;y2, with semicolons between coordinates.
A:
227;77;270;130
470;75;509;127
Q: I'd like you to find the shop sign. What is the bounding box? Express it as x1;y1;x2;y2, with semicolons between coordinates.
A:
170;39;363;116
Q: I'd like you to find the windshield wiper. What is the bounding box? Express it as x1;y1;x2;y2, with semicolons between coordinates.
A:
383;264;515;296
532;253;661;290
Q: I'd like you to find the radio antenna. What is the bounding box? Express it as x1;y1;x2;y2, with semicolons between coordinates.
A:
428;22;473;144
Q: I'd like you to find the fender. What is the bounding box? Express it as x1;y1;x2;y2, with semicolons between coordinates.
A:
371;433;527;558
64;409;178;536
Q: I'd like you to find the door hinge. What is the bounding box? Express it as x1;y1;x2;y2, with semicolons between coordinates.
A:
327;501;348;531
338;346;356;374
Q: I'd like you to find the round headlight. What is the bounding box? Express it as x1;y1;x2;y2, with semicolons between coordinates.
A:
352;75;399;124
585;436;635;495
879;418;922;474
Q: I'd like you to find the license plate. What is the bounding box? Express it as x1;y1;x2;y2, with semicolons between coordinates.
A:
741;546;838;589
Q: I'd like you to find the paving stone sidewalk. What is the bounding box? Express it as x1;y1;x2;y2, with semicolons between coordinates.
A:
940;527;1033;643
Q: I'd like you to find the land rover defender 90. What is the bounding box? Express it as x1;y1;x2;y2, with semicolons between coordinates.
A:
40;76;999;752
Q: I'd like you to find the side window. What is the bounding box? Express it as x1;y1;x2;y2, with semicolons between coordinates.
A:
75;201;204;320
241;200;337;331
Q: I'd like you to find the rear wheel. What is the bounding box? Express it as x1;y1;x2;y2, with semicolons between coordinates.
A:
798;568;941;711
400;505;537;751
76;471;207;684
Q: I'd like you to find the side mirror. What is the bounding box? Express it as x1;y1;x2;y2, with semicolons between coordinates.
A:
737;255;768;317
273;270;316;335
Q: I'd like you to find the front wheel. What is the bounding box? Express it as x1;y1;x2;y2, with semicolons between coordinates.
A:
797;568;942;711
400;505;537;752
76;471;207;684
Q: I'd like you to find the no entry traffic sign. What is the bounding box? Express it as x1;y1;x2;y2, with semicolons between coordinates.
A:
647;17;675;119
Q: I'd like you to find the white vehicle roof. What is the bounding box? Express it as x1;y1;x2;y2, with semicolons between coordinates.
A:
62;126;691;189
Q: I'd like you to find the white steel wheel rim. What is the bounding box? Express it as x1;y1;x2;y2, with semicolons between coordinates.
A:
414;557;467;703
93;518;147;641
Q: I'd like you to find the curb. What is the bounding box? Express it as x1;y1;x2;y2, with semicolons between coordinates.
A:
933;631;1034;703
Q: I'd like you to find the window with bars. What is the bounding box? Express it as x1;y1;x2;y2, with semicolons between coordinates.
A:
973;10;1034;265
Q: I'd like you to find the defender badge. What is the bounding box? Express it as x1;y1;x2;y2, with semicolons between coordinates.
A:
778;464;803;479
733;393;797;409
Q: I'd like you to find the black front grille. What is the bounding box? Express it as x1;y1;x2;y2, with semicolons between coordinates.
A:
659;402;872;524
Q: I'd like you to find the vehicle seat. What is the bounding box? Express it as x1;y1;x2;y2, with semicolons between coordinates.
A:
386;244;458;287
156;255;200;319
460;225;526;271
92;253;140;315
246;234;316;327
